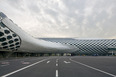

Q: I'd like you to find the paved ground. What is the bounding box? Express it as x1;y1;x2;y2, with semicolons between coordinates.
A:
0;56;116;77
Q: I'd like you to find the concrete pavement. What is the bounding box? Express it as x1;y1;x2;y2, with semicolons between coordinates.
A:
0;56;116;77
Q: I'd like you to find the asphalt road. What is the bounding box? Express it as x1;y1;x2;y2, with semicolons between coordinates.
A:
0;56;116;77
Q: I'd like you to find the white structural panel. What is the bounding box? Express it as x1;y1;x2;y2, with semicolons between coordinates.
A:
0;12;77;53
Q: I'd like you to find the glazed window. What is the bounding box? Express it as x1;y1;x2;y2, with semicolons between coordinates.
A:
0;32;4;36
3;46;8;48
9;40;14;44
4;30;10;34
0;12;7;18
7;36;12;40
16;46;20;48
0;37;6;42
9;44;14;47
0;22;5;28
14;38;18;42
15;42;20;45
2;42;8;46
12;34;17;37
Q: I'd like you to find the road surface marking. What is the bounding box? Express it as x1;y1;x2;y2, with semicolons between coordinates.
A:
70;58;116;77
1;64;9;67
56;59;58;63
56;70;58;77
64;61;71;64
21;61;30;64
1;62;9;64
47;61;50;63
56;63;58;66
1;59;48;77
1;62;9;67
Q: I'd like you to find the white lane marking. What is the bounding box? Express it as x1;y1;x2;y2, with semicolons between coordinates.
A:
70;58;116;77
1;64;9;67
56;70;58;77
21;61;30;65
47;61;50;63
56;59;58;63
56;63;58;66
64;61;71;64
1;62;10;67
1;59;48;77
1;62;9;64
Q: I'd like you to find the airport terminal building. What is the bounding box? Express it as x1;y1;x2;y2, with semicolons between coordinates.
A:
0;12;116;57
40;38;116;55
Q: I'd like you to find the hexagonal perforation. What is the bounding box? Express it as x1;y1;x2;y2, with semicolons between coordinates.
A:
0;21;21;51
41;38;116;54
0;32;4;36
4;30;10;34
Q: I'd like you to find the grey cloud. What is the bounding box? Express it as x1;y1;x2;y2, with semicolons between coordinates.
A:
6;0;24;11
29;4;40;13
0;0;116;38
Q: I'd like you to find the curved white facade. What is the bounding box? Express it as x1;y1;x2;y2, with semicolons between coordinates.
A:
41;38;116;55
1;12;116;55
0;12;77;53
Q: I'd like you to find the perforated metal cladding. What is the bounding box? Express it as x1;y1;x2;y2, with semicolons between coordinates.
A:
40;38;116;54
0;22;21;51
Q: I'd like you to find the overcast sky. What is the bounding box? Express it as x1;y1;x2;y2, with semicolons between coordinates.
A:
0;0;116;38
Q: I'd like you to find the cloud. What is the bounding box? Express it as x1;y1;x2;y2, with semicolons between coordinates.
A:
0;0;116;38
